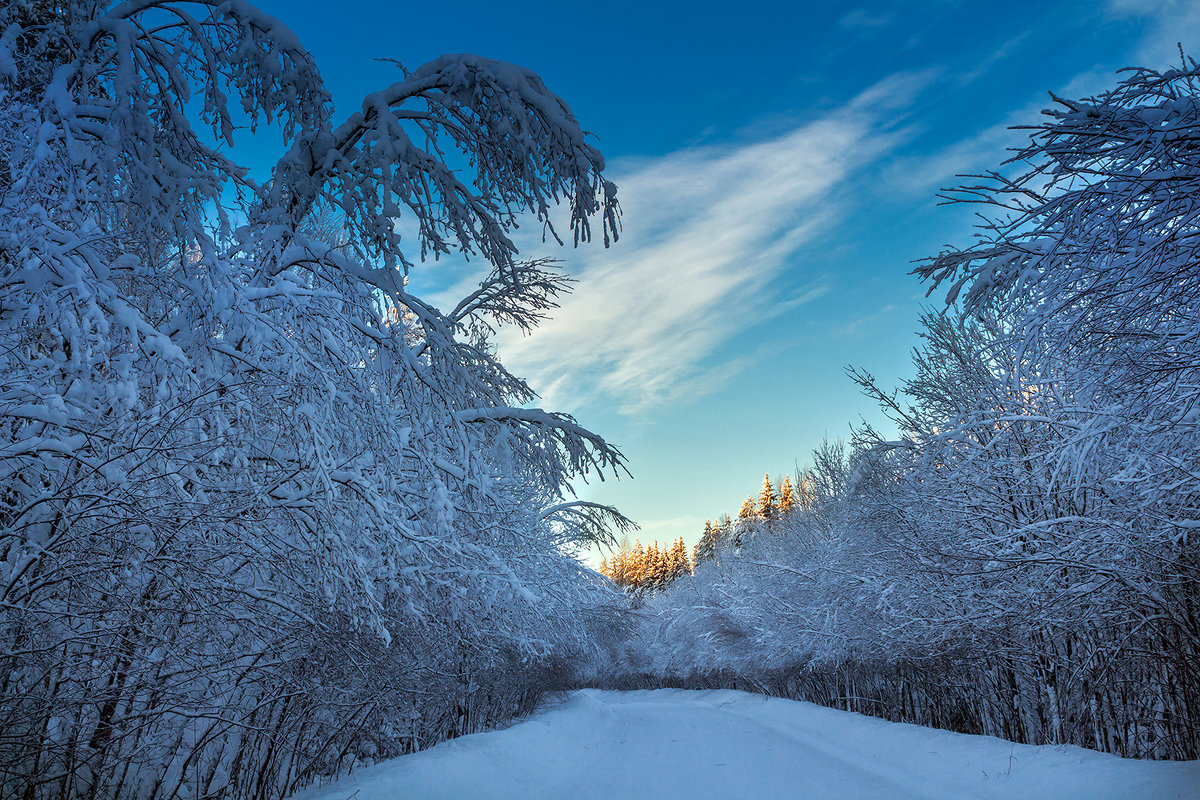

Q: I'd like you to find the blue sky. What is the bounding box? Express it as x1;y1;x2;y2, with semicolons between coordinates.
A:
253;0;1198;556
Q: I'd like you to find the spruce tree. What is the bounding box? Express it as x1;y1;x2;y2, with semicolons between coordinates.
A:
656;542;671;587
646;542;661;590
779;475;796;515
672;537;691;578
610;542;631;587
630;540;646;588
608;551;622;585
758;473;776;519
716;514;735;550
738;495;757;522
694;520;716;565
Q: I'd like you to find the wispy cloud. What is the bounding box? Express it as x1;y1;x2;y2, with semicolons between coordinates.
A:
838;9;897;30
838;304;900;339
1106;0;1200;64
493;74;929;415
877;0;1200;204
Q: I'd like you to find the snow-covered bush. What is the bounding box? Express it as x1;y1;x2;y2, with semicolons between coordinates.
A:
0;1;628;797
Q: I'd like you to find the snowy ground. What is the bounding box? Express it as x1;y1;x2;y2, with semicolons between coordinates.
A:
292;689;1200;800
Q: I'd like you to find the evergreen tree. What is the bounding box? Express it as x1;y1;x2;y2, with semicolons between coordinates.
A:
758;473;776;519
738;495;757;522
645;541;662;590
629;540;646;588
671;537;691;578
779;475;796;514
694;520;717;565
657;542;671;587
608;543;629;586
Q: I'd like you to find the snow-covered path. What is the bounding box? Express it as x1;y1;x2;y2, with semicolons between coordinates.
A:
293;689;1200;800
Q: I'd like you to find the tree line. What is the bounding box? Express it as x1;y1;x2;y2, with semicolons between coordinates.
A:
692;472;816;564
600;538;692;591
601;472;815;593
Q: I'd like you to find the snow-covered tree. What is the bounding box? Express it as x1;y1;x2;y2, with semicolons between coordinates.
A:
616;60;1200;762
758;473;776;520
916;60;1200;553
913;60;1200;753
778;475;796;514
629;540;646;586
669;537;692;578
737;495;757;522
0;1;629;797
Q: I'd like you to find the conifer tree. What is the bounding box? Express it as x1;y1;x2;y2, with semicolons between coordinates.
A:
779;475;796;514
646;542;661;590
630;540;646;588
759;473;776;519
671;537;691;578
694;520;716;565
608;543;629;586
738;495;757;522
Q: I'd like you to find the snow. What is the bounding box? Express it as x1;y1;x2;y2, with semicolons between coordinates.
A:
290;689;1200;800
2;5;629;793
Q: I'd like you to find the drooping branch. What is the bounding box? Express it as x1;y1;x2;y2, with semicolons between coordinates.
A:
539;500;638;549
454;406;628;482
266;53;619;280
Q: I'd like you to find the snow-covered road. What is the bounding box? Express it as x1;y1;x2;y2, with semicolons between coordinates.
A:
293;689;1200;800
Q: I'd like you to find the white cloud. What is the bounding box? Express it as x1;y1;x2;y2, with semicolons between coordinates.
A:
492;74;928;415
1106;0;1200;64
